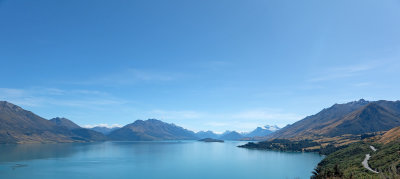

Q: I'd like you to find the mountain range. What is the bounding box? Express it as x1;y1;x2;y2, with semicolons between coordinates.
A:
194;125;280;141
218;131;244;140
244;125;280;137
89;126;120;135
0;101;281;143
108;119;198;141
5;99;399;144
195;130;220;139
240;99;400;156
239;100;400;178
268;99;400;140
4;99;398;177
0;101;106;143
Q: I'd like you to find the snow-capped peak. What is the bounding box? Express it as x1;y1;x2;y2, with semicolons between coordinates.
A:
263;125;280;132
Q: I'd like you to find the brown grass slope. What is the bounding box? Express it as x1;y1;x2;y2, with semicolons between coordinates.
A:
323;103;400;136
268;99;369;139
378;126;400;144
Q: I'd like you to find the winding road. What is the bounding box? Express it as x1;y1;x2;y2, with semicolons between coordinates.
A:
370;145;377;152
361;145;379;174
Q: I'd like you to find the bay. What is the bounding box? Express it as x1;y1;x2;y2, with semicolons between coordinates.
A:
0;141;323;179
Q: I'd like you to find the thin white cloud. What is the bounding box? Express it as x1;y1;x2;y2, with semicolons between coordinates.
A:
146;108;302;121
205;122;229;127
148;110;203;119
69;68;178;86
308;61;379;82
143;108;303;132
0;87;303;132
83;123;123;128
231;109;302;121
196;60;232;71
0;87;128;109
0;88;26;97
352;82;372;87
204;121;283;133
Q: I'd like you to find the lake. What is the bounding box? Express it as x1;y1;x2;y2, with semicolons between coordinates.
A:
0;141;323;179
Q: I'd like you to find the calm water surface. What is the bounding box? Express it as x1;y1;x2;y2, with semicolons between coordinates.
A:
0;141;323;179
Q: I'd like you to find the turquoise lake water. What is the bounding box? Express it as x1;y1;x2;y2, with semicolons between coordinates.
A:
0;141;323;179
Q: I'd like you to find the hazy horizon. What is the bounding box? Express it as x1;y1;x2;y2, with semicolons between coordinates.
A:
1;0;400;132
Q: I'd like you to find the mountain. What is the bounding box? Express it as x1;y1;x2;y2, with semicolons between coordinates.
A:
108;119;198;141
219;131;243;140
0;101;106;143
69;128;107;141
196;130;220;139
49;117;107;141
50;117;81;130
268;99;400;140
245;125;281;137
264;125;280;132
0;101;72;143
89;126;120;135
323;103;400;136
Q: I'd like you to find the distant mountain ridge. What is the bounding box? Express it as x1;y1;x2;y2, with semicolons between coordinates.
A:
89;126;120;135
218;131;243;140
196;125;280;140
196;130;220;139
244;125;281;138
268;99;400;140
0;101;106;143
50;117;81;130
108;119;198;141
50;117;107;141
0;101;273;143
3;99;398;144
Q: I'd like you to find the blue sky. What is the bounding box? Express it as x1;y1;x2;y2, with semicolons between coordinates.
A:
1;0;400;132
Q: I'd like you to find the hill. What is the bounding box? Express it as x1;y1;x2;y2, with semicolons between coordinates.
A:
312;140;400;178
108;119;198;141
245;125;281;138
219;131;243;140
0;101;106;143
50;117;107;141
49;117;81;130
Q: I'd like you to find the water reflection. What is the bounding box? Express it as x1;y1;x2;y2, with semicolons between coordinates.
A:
0;142;97;163
0;141;323;179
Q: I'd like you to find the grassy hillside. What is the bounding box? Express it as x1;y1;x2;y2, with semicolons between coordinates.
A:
312;141;400;179
312;142;377;178
378;126;400;144
369;142;400;178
